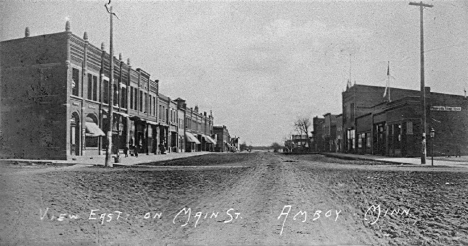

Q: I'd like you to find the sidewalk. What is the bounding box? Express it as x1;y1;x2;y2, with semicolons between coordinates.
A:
0;151;212;167
323;152;468;168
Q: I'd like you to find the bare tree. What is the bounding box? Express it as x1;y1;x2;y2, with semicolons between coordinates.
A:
294;117;311;151
271;142;281;152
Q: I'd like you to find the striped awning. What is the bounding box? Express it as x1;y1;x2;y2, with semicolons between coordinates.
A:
101;109;129;118
85;122;105;137
185;132;201;144
203;135;216;144
147;120;158;125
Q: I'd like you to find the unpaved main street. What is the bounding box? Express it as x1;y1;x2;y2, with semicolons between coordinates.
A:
1;152;467;245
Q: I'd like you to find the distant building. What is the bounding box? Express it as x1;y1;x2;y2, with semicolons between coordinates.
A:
343;84;468;156
213;125;231;152
335;114;343;152
342;84;422;153
323;113;338;152
312;116;325;152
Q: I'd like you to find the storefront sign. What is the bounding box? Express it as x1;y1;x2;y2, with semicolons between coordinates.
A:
431;106;461;111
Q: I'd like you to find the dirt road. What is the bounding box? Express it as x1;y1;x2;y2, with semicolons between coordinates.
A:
181;153;379;245
1;152;466;245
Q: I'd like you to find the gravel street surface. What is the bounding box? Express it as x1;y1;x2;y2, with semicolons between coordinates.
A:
1;152;467;245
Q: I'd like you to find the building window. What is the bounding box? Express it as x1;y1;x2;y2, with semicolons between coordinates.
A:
144;93;148;113
113;84;118;106
366;134;371;148
72;68;80;97
130;87;134;109
103;80;109;104
149;96;152;115
121;87;126;108
159;105;162;120
153;97;156;116
139;91;143;112
93;76;98;101
133;88;137;110
407;122;413;135
350;103;355;121
87;74;93;100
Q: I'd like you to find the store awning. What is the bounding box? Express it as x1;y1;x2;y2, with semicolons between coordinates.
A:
101;109;129;118
147;120;158;125
185;132;201;144
85;122;105;137
115;111;129;118
203;135;217;144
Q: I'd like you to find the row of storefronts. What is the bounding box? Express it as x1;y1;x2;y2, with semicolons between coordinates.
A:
0;24;229;160
312;84;468;157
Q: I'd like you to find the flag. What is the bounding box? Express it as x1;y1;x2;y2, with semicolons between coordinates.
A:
346;79;352;89
383;61;390;100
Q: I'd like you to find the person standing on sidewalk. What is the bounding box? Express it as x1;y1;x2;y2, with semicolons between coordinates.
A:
135;144;139;157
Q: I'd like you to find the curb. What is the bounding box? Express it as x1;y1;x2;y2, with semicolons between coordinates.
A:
0;160;76;167
322;153;414;165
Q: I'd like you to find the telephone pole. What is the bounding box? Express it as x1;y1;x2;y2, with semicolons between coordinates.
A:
409;1;433;164
105;3;115;167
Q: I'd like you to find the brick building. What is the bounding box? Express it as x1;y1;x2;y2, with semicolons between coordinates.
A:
343;84;468;157
323;113;338;152
0;24;217;160
342;84;422;153
335;114;343;152
213;125;231;152
311;116;325;152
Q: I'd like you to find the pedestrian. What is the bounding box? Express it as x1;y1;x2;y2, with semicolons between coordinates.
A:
134;144;139;157
159;142;166;154
123;146;129;157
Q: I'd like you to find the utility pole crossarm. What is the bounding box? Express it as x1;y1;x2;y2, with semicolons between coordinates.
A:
409;2;433;8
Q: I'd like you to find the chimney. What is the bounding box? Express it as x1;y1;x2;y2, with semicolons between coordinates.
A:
25;27;30;37
65;20;70;32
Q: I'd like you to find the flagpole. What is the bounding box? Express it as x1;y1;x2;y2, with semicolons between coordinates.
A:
105;4;114;167
388;61;391;102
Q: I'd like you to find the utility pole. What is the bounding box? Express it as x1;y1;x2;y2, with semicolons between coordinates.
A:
105;3;115;167
409;1;433;164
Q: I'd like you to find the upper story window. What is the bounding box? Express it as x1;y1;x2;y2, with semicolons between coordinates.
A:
133;88;137;110
103;80;109;104
149;96;152;115
87;73;99;102
130;87;134;109
139;91;143;112
120;87;126;108
87;74;93;100
93;76;98;101
153;97;156;116
159;105;162;120
72;68;80;97
113;84;118;106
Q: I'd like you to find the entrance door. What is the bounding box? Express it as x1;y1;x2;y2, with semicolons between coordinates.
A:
70;114;80;155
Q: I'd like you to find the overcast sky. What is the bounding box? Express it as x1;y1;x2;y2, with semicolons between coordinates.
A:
1;0;467;146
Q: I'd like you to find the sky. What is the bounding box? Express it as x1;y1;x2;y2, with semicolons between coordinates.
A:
1;0;467;146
